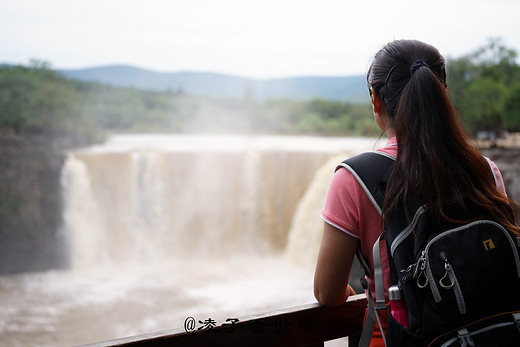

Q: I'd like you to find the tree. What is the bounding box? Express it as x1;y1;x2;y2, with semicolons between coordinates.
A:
472;38;519;86
461;77;506;132
447;38;520;134
503;83;520;131
0;65;101;143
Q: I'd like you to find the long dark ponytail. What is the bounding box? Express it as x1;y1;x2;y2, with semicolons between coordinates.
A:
367;40;519;235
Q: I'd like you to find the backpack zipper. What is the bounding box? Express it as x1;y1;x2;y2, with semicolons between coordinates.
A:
439;253;466;314
416;254;469;316
413;251;429;289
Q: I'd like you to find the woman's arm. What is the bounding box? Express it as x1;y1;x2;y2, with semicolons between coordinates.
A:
314;221;359;306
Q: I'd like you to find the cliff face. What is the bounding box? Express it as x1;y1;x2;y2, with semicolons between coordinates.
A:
0;132;70;274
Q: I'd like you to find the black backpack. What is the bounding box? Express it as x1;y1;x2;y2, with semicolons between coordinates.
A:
339;151;520;347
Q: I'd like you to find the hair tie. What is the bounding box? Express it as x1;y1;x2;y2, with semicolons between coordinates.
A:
410;60;429;76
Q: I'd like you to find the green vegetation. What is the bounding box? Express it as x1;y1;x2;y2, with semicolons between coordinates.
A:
0;64;378;139
447;38;520;134
0;60;102;145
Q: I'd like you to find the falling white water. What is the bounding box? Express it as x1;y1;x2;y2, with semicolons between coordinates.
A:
285;154;350;268
60;134;380;268
60;154;108;268
0;134;380;347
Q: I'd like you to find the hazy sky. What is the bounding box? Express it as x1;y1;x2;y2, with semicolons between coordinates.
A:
2;0;519;79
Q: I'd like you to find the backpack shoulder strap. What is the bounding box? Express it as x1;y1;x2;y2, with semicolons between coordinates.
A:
336;151;396;284
336;151;396;280
336;151;395;215
337;151;395;347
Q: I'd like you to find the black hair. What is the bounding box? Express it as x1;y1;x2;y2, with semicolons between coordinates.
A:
367;40;519;234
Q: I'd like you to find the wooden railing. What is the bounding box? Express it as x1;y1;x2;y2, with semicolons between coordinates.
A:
83;294;367;347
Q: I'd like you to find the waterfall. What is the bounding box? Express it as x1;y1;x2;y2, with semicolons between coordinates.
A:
60;134;378;270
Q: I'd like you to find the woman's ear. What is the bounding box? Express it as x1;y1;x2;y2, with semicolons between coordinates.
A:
370;87;383;115
371;87;393;135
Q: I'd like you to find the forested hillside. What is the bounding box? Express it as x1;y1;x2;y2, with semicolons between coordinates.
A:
0;62;378;139
59;66;369;102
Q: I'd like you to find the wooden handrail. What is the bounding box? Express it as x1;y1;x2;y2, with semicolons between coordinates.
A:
83;294;367;347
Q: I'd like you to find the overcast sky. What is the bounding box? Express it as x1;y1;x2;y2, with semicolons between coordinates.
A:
1;0;519;79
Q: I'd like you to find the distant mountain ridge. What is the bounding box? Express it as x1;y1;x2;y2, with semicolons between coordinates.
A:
56;65;368;102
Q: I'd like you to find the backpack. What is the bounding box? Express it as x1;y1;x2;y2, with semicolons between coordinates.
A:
339;151;520;347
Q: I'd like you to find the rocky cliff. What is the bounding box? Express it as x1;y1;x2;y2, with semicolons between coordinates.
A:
0;132;71;274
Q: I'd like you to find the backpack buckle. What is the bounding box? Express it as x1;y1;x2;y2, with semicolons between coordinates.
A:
513;312;520;333
457;328;475;347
